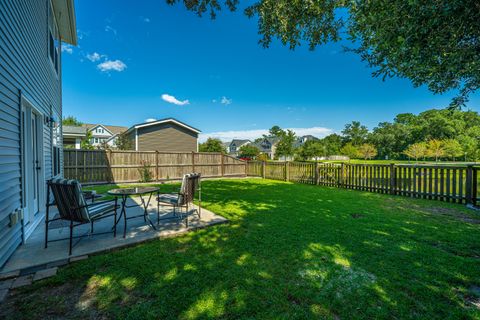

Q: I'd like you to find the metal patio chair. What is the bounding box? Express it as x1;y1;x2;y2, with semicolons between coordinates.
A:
45;178;119;255
157;173;201;227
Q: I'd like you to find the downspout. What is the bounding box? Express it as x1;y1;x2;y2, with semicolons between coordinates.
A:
135;128;138;151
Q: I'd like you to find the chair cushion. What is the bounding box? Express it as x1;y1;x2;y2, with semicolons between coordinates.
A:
158;194;180;205
88;202;117;220
49;178;89;221
69;179;89;220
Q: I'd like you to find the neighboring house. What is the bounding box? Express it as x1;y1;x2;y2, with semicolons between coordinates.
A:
222;142;230;153
298;135;318;145
228;139;251;157
254;137;280;159
0;0;77;267
63;125;86;149
82;124;128;148
125;118;201;152
293;135;319;149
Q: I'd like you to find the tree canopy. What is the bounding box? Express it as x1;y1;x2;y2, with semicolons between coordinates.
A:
271;108;480;162
199;138;226;153
168;0;480;108
238;144;260;158
275;129;296;159
62;116;83;126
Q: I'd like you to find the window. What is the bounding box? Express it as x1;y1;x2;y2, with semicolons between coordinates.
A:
48;2;60;74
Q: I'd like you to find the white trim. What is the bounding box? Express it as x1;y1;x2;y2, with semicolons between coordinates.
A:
24;212;45;242
135;128;138;151
126;118;201;134
51;0;77;45
63;133;86;138
88;124;113;136
20;96;47;242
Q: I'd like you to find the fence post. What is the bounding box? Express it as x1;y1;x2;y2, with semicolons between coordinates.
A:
221;154;225;177
107;149;112;183
390;163;396;195
262;161;266;179
285;161;289;182
192;151;195;173
473;167;478;206
340;163;345;187
155;150;159;181
466;165;473;205
315;162;319;185
83;151;87;183
74;150;78;180
245;160;248;177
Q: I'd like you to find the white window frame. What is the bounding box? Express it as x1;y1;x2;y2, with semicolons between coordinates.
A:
48;0;60;77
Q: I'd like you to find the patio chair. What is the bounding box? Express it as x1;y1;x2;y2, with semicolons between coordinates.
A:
157;173;201;227
45;178;119;255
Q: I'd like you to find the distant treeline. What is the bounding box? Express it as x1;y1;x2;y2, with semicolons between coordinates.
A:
298;108;480;161
200;108;480;161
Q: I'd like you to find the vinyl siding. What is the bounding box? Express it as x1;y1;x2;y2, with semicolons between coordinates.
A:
137;123;198;152
0;0;61;267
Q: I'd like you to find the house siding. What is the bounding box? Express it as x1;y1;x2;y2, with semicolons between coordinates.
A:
0;0;61;267
136;123;198;152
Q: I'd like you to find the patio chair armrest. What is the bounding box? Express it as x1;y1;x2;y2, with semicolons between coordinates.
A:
157;192;183;197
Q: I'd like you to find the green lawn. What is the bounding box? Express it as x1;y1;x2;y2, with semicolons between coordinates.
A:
2;179;480;319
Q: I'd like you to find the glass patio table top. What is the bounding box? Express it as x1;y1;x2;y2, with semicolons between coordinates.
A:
107;187;159;196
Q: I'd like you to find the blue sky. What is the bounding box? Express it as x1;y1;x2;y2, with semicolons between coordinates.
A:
62;0;479;141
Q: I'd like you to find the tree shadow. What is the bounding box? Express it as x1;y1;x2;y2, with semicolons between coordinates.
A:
2;179;480;319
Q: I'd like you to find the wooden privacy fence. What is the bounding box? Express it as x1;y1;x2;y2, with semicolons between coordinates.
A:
248;161;480;205
64;150;247;184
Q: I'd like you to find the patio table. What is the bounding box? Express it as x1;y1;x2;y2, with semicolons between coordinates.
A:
108;187;159;238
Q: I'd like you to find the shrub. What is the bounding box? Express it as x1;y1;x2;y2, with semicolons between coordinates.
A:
138;160;153;182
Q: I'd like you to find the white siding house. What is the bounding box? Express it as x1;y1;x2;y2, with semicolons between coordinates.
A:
0;0;77;268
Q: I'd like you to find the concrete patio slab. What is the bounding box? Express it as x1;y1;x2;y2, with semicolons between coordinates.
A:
0;197;227;276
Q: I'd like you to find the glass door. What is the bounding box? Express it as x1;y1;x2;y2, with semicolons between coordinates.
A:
21;101;43;227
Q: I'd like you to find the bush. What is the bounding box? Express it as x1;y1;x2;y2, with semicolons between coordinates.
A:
138;160;153;182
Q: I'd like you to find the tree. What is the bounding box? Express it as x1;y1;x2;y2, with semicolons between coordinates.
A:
238;144;260;158
342;121;369;146
275;129;296;159
403;142;427;161
62;116;82;126
321;134;343;156
442;139;463;161
426;139;445;161
264;125;285;139
357;144;377;160
115;132;133;150
297;140;324;160
81;131;94;150
168;1;479;108
458;135;478;161
257;153;269;162
369;121;411;159
199;138;226;153
340;143;359;160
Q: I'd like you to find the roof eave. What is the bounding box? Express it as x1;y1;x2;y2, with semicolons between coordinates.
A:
126;119;201;135
52;0;77;45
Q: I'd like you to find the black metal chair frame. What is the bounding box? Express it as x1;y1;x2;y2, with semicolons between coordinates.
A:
45;180;119;255
157;173;202;227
